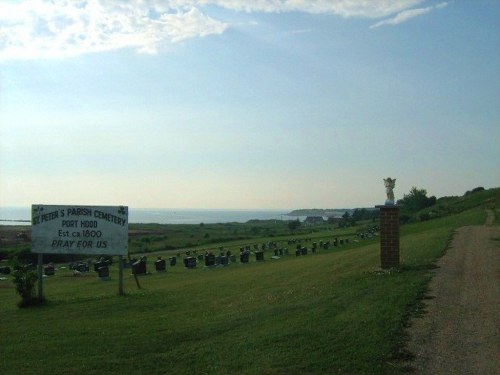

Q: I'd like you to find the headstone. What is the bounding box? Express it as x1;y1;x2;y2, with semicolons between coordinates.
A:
240;252;249;263
169;256;177;266
98;265;110;280
132;257;147;275
94;260;106;272
184;256;196;268
77;262;89;273
205;253;216;267
155;257;166;272
220;255;228;266
255;251;264;261
295;249;301;256
44;264;55;276
0;266;11;275
301;247;308;255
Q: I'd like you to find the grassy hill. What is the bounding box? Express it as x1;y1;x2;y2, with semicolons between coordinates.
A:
0;188;498;374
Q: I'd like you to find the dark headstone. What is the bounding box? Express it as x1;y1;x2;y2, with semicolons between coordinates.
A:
184;257;196;268
169;257;177;266
155;258;166;272
240;252;249;263
220;256;228;266
97;266;109;278
77;263;89;273
0;266;11;275
255;251;264;261
93;260;106;272
44;264;55;276
132;258;147;275
205;253;216;267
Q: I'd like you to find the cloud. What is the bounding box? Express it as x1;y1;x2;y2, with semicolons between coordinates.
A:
371;2;449;29
195;0;424;18
0;0;432;61
0;0;227;61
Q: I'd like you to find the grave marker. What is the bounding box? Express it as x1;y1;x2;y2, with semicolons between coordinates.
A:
155;257;166;272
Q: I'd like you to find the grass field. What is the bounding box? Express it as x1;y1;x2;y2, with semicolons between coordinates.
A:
0;207;489;375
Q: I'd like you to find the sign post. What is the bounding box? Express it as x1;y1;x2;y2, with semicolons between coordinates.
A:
31;205;128;296
37;253;43;301
118;255;124;296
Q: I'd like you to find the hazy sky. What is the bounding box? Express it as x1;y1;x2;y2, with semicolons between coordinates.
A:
1;0;499;209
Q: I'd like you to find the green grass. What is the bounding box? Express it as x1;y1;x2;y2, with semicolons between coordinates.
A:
0;207;486;375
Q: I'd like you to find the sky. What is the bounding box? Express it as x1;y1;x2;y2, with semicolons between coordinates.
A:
0;0;499;210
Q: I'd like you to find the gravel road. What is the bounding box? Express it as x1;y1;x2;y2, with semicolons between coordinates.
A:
405;210;499;374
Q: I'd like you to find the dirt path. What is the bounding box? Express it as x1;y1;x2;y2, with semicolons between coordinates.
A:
405;210;500;374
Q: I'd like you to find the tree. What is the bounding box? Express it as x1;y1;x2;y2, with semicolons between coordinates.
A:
288;219;301;232
338;211;355;227
398;186;436;212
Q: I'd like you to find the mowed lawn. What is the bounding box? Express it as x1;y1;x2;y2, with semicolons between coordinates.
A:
0;209;485;375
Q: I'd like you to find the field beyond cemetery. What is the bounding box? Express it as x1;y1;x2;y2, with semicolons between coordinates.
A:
0;189;498;375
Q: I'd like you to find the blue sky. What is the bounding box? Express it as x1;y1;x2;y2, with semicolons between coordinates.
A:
1;0;499;209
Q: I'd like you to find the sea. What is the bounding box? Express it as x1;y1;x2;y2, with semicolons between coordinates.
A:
0;207;301;225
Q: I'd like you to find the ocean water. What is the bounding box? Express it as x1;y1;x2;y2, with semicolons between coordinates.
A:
0;207;296;225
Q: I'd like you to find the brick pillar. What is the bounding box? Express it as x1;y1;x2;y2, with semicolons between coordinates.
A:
376;205;400;269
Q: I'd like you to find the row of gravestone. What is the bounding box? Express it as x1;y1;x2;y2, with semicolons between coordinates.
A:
7;231;377;279
128;236;355;274
356;227;379;240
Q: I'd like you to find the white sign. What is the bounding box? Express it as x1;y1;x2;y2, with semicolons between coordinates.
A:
31;205;128;255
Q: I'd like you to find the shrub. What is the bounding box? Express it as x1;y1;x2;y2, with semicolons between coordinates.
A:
12;262;42;308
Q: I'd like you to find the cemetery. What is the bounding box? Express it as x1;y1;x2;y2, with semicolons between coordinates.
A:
0;188;498;375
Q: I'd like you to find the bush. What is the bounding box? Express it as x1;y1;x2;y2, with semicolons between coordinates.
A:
465;187;485;195
399;187;436;212
12;262;42;308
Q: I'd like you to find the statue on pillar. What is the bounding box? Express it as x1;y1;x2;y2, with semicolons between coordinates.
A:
383;177;396;205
